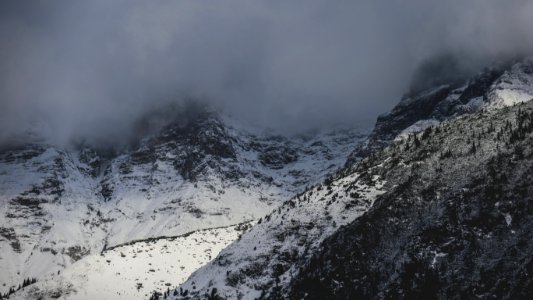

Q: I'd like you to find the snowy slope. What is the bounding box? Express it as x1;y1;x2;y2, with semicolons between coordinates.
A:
98;115;366;247
11;222;253;300
170;171;385;299
0;146;107;294
487;59;533;109
0;110;366;297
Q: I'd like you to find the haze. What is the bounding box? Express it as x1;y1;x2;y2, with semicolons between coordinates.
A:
1;0;533;147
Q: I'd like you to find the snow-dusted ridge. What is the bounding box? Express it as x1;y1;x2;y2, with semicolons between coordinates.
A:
10;222;254;300
393;59;533;141
348;58;533;162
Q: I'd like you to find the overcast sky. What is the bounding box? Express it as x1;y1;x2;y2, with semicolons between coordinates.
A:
1;0;533;147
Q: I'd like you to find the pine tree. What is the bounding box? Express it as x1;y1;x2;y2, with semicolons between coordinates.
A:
413;135;420;148
422;127;432;139
470;141;477;154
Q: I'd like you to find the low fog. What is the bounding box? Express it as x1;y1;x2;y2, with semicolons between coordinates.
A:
1;0;533;148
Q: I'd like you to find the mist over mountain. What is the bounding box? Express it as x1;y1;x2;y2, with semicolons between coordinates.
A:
3;2;533;299
2;0;533;148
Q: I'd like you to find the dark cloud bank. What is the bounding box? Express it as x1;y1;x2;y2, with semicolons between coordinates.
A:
1;0;533;148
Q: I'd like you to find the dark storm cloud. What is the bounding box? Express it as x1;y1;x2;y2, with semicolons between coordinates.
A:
1;0;533;147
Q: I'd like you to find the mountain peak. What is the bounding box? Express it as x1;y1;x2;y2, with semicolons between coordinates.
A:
346;58;533;165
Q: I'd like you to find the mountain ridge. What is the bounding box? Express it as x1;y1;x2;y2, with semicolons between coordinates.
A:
167;57;533;300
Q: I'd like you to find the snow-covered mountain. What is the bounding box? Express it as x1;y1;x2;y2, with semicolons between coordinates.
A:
0;109;367;299
167;57;533;299
5;56;533;300
11;223;254;300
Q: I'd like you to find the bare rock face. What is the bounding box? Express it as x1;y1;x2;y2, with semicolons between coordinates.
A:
258;146;299;169
125;112;237;181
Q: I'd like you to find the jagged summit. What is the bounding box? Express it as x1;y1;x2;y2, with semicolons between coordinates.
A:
346;57;533;164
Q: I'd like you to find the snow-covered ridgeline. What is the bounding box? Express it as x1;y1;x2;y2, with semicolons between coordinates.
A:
394;58;533;141
10;222;254;300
